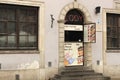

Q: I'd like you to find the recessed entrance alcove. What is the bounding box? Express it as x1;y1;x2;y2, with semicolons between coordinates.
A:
58;1;93;72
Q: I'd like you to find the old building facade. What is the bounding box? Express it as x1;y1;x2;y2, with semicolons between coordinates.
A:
0;0;120;80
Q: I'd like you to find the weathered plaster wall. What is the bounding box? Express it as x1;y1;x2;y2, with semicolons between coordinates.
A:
0;54;39;70
0;69;39;80
1;0;120;79
0;0;44;70
44;0;113;68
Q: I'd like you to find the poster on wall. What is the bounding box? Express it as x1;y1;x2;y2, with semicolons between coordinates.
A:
64;42;83;66
84;23;96;42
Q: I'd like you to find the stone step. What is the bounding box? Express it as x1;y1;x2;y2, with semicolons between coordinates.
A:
61;69;95;75
61;73;103;77
61;76;105;80
50;74;110;80
51;76;110;80
61;72;102;76
61;77;110;80
60;77;104;80
64;66;91;70
49;66;111;80
53;73;104;80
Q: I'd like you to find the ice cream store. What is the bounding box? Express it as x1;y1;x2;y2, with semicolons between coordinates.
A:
0;0;120;80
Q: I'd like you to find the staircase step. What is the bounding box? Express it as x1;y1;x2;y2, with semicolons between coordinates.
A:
51;76;109;80
61;73;103;77
61;72;102;76
50;66;111;80
63;68;94;72
61;76;105;80
64;66;91;70
61;70;95;75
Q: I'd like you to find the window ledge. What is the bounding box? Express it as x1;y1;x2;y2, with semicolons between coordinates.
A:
0;50;40;54
106;50;120;53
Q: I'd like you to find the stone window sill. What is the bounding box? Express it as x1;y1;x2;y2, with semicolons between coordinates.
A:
106;50;120;53
0;50;40;54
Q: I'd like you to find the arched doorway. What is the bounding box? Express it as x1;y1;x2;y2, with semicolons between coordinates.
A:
64;9;84;66
58;1;93;70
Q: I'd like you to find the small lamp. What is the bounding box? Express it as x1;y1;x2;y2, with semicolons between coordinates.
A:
95;6;101;14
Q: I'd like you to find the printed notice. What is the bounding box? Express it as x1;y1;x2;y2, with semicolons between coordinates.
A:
64;42;83;66
84;23;96;42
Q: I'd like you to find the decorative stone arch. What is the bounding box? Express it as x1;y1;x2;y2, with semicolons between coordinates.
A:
58;1;93;70
58;2;91;23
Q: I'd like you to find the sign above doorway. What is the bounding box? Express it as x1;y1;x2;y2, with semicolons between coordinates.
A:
65;9;84;25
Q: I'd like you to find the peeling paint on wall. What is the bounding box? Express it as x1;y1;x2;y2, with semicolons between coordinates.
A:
18;61;39;69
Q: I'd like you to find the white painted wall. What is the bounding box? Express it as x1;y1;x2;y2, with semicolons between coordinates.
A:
44;0;114;68
107;53;120;65
0;0;44;71
44;0;73;67
92;32;103;65
0;54;39;70
1;1;120;76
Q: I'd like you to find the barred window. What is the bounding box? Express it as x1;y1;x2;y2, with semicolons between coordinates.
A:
0;4;38;50
107;13;120;50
